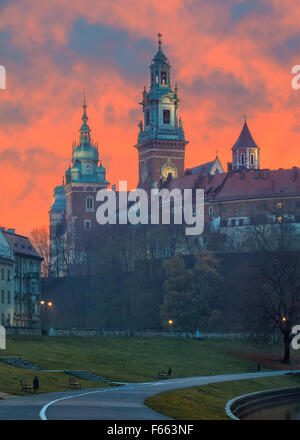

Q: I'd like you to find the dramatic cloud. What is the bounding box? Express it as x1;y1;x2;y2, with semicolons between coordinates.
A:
0;0;299;234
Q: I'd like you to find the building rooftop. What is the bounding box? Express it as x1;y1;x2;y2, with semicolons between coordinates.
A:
2;230;43;259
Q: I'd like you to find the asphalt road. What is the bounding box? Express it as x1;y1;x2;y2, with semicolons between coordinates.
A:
0;370;297;420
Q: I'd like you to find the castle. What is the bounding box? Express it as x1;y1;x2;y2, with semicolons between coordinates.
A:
50;36;300;271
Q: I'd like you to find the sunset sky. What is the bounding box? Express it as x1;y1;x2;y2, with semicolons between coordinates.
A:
0;0;300;235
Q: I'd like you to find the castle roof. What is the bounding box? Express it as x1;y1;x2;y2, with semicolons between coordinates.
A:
167;167;300;202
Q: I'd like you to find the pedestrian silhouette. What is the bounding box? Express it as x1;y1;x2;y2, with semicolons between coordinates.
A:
33;376;39;392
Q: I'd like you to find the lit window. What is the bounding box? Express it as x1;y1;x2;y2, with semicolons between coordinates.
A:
276;202;282;209
163;109;170;124
277;216;282;223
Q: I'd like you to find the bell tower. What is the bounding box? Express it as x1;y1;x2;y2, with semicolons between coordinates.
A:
232;117;260;170
135;34;188;190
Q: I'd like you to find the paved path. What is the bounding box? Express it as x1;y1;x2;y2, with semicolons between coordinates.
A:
0;370;298;420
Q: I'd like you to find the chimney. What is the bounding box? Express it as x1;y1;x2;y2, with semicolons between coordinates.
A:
227;162;233;176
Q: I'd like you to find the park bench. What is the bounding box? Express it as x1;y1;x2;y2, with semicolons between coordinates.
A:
247;364;261;372
20;379;34;393
68;377;81;389
158;370;170;379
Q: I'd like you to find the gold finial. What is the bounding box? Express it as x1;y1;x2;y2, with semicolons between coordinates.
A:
157;33;162;49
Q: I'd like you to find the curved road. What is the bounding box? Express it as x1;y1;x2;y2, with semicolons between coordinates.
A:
0;370;297;420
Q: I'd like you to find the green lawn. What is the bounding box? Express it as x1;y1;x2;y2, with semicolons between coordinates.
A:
145;375;300;420
1;335;300;396
0;361;107;396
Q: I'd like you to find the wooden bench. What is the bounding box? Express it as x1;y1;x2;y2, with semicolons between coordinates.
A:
158;370;170;379
68;377;81;389
20;379;34;393
247;364;261;372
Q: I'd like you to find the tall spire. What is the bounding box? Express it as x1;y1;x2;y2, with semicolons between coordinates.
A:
79;90;91;146
82;89;88;125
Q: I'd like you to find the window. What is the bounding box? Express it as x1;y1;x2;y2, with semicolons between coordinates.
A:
163;109;170;124
1;269;3;280
1;314;4;325
1;290;4;304
7;291;10;305
84;219;92;231
161;71;167;84
145;110;150;126
86;196;94;212
276;202;282;209
239;218;244;226
209;206;213;216
7;270;10;281
241;154;245;165
277;216;282;223
239;205;244;212
251;154;254;165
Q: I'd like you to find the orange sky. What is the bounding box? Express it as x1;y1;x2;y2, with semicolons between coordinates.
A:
0;0;300;235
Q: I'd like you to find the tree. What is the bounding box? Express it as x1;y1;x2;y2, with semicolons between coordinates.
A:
243;218;300;364
160;252;222;331
30;226;51;277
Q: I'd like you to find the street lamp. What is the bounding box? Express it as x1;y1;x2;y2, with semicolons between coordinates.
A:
40;300;54;334
282;316;287;323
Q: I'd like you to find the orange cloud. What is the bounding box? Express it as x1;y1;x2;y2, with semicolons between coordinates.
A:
0;0;299;235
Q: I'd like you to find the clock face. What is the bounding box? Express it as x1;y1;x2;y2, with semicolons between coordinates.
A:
161;161;178;180
142;163;149;183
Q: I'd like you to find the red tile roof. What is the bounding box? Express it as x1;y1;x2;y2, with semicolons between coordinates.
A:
167;168;300;202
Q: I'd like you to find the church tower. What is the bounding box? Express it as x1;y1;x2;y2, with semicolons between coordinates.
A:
135;34;188;190
232;118;260;170
64;93;109;237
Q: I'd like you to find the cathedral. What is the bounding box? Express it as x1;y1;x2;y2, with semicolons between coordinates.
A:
50;36;300;266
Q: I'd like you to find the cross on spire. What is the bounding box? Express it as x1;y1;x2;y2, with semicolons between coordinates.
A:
157;32;162;49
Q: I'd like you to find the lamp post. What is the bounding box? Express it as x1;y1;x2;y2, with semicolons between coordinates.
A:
40;300;54;335
168;319;174;332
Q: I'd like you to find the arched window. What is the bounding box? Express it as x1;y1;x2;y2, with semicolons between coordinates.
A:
241;153;245;165
251;154;254;165
86;196;94;212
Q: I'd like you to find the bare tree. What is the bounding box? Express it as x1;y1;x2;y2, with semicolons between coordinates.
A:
30;226;50;278
243;217;300;364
